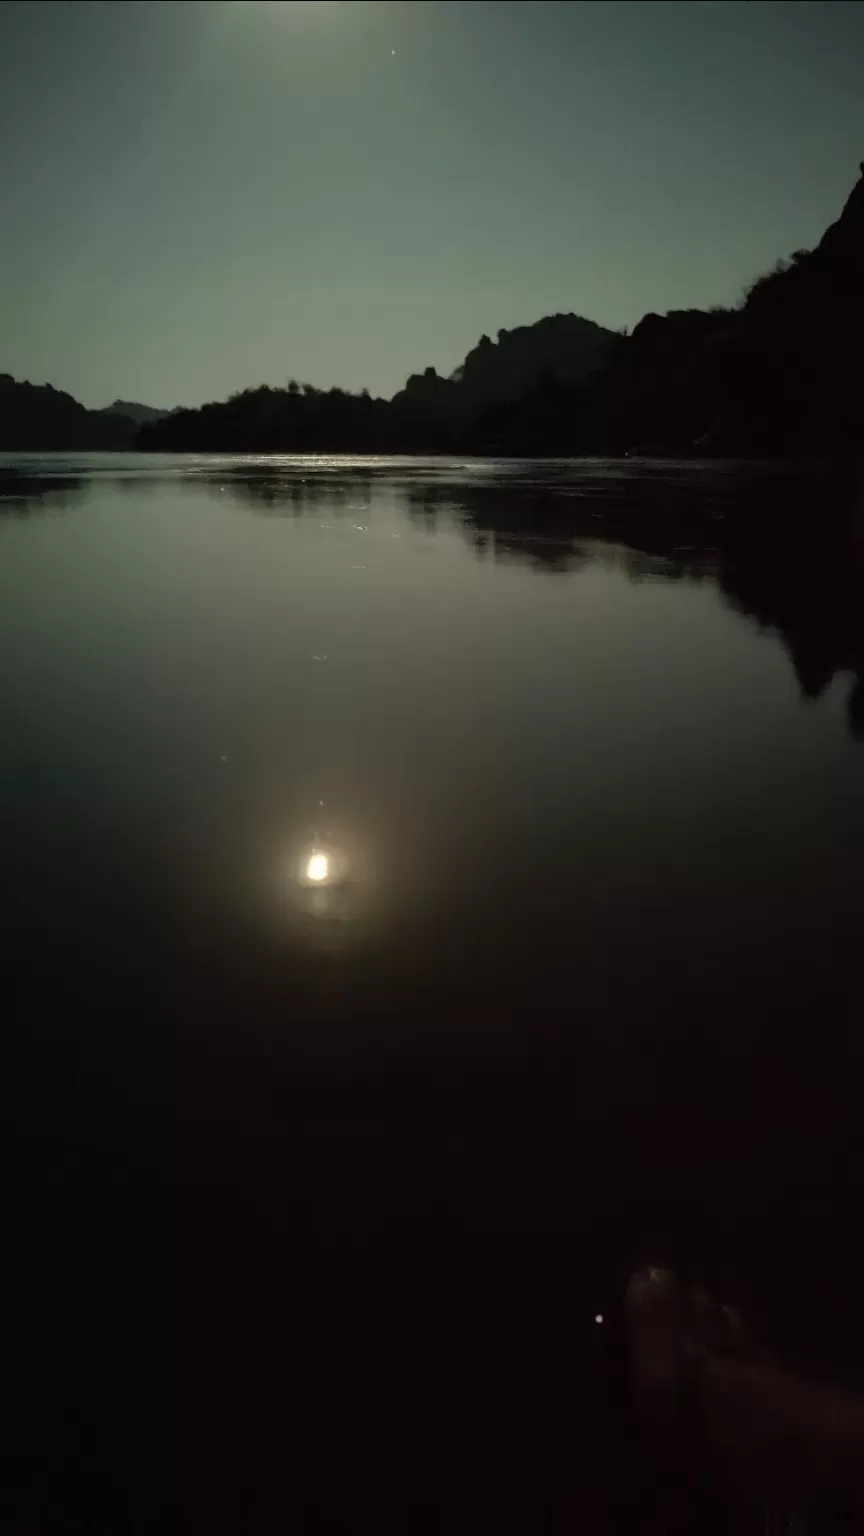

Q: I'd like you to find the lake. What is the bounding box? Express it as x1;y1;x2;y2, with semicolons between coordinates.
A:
4;452;864;1524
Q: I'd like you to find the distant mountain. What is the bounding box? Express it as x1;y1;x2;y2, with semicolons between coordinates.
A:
15;160;864;459
0;374;136;450
140;314;621;454
464;161;864;457
138;383;393;454
100;399;170;424
458;313;621;401
390;313;621;440
142;159;863;458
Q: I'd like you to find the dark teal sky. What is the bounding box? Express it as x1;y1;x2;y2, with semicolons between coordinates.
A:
1;0;862;409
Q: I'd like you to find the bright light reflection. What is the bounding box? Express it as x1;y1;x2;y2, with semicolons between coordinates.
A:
306;852;329;883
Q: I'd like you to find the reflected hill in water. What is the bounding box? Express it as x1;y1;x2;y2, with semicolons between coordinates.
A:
0;465;86;515
183;454;864;737
6;452;864;1528
719;527;864;741
216;461;374;519
5;453;864;740
402;460;864;740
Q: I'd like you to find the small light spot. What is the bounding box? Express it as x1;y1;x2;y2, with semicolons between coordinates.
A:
594;1314;604;1326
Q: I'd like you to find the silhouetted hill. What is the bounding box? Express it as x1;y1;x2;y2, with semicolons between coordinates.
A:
726;164;864;454
464;164;864;458
591;164;864;457
0;374;137;450
100;399;170;424
6;159;852;458
140;162;863;458
459;314;621;401
139;316;621;455
390;313;620;436
140;382;394;454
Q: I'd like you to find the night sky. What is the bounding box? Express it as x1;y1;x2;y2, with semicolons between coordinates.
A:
1;0;862;409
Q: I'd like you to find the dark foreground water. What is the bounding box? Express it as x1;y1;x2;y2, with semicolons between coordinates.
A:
3;454;864;1528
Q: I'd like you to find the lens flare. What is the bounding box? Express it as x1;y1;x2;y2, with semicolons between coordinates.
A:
306;852;329;883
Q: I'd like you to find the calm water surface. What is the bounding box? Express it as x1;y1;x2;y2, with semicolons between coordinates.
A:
3;453;864;1518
